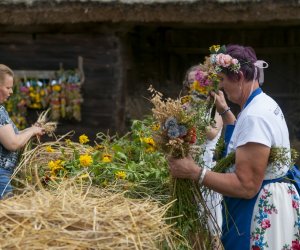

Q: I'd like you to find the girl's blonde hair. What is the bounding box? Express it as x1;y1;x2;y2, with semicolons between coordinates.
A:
0;64;14;84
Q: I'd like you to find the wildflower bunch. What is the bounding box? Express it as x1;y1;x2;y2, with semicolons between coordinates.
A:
148;86;197;158
209;44;241;73
149;86;213;247
189;68;220;99
213;146;299;173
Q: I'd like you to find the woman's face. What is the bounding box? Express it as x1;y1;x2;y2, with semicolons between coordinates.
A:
218;72;241;104
0;75;13;103
188;70;197;83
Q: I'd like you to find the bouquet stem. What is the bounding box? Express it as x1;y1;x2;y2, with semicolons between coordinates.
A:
169;178;218;249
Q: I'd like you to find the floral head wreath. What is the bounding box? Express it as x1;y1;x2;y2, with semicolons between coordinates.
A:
209;45;241;73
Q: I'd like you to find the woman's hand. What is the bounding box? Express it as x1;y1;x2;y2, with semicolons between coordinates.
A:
168;155;201;181
29;125;45;136
30;125;45;137
210;90;229;114
210;90;236;125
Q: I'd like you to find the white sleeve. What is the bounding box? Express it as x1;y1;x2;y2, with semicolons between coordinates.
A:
235;115;272;148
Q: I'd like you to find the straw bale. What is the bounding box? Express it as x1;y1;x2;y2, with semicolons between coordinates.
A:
0;182;176;249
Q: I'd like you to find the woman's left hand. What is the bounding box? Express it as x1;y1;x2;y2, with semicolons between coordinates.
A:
168;155;201;181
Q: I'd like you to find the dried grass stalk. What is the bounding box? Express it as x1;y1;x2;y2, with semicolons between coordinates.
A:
35;109;57;137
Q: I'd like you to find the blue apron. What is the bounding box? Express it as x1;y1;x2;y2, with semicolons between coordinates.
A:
220;88;300;249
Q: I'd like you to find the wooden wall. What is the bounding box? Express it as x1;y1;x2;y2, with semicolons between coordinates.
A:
0;23;300;143
0;31;125;140
126;25;300;140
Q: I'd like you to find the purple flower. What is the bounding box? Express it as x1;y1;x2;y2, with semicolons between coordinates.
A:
167;127;180;139
195;70;205;83
178;125;187;137
164;117;177;129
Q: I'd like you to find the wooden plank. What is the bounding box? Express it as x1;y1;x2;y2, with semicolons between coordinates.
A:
167;47;300;55
14;70;56;79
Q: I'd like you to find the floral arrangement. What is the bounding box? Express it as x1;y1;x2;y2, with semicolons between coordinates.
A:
213;145;299;174
148;86;198;158
4;83;28;129
188;69;220;100
19;119;170;203
209;44;241;73
5;70;83;130
50;70;83;121
148;85;215;248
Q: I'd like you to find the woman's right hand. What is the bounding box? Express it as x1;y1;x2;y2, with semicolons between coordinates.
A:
168;155;201;181
210;90;230;114
31;125;45;137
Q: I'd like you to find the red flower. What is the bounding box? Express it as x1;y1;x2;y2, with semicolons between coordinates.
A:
261;219;271;229
188;127;197;144
190;134;196;144
292;240;300;250
293;200;299;209
252;246;260;250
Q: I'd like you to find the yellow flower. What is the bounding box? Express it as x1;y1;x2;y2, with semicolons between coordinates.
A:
191;81;208;95
94;144;105;150
209;45;220;53
48;160;56;170
52;85;61;92
79;134;90;144
115;171;126;180
146;146;155;153
198;85;208;95
142;137;156;147
102;153;112;163
48;160;63;171
151;123;160;131
79;154;93;167
45;145;54;153
30;103;42;109
180;95;191;104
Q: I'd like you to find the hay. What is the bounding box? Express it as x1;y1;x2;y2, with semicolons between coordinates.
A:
12;131;88;184
0;181;177;249
35;109;57;137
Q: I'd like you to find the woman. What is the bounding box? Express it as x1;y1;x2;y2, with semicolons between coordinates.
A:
0;64;45;199
182;64;223;241
169;45;300;249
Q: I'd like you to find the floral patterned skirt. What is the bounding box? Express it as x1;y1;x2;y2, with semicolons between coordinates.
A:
250;182;300;250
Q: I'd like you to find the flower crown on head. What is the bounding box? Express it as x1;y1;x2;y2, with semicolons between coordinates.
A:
209;45;241;73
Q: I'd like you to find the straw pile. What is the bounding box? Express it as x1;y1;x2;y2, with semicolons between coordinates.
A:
0;181;177;249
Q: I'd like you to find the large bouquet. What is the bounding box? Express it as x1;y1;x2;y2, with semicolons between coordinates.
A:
149;86;197;159
148;85;214;248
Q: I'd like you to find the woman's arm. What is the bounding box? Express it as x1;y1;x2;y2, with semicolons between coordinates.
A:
206;111;223;140
203;142;269;198
211;90;236;125
168;142;270;199
0;124;44;151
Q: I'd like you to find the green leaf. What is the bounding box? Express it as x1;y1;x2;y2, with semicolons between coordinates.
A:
115;151;128;161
